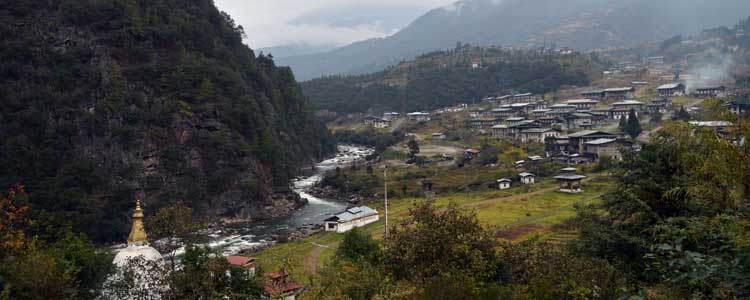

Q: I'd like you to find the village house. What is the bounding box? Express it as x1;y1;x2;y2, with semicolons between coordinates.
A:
497;178;511;190
567;130;618;154
532;109;550;118
545;136;570;157
603;87;636;100
564;99;599;110
505;117;526;126
491;108;515;118
565;113;597;130
510;93;535;102
226;256;257;277
631;81;649;86
519;172;536;185
651;98;672;109
469;108;487;118
611;100;645;119
432;132;447;140
471;59;482;69
554;174;586;193
694;86;728;99
581;89;605;100
688;121;735;141
496;95;512;105
549;103;577;113
468;117;501;129
265;269;304;300
724;99;750;116
536;116;562;127
324;206;379;233
519;128;561;143
590;108;613;119
465;148;481;158
648;56;665;65
657;83;686;97
383;112;400;120
584;138;630;161
407;112;431;122
373;118;390;128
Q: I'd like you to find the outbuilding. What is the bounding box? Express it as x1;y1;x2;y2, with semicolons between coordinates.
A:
324;206;379;233
519;172;536;185
554;174;586;193
497;178;511;190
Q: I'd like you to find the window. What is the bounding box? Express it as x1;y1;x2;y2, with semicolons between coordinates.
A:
328;223;336;229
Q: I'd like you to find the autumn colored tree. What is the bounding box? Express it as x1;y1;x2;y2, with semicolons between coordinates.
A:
0;185;30;256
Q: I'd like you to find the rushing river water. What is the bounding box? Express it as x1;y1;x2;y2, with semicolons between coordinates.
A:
184;145;374;256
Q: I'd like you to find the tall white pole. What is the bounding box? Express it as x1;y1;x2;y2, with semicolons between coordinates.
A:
384;165;388;239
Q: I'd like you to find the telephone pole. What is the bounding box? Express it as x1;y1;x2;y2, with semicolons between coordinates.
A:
384;165;389;239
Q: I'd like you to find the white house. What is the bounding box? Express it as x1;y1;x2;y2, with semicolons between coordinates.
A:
519;172;536;185
324;206;379;233
407;112;431;122
497;178;511;190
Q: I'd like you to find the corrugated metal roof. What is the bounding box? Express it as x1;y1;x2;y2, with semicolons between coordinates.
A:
326;206;378;222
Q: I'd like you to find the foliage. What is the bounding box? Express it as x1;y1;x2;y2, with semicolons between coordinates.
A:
650;111;663;125
0;185;30;256
0;0;335;243
407;139;420;158
675;105;691;121
302;50;597;113
335;228;381;263
626;109;642;139
334;129;403;153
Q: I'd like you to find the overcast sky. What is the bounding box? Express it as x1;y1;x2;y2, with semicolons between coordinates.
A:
214;0;457;48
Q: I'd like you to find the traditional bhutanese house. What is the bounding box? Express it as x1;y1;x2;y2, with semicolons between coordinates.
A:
505;117;526;126
373;118;390;128
650;98;672;110
723;99;750;117
554;174;586;193
611;100;645;115
469;108;487;118
324;206;379;233
363;116;381;126
603;87;635;100
468;117;501;129
631;81;649;86
497;178;511;190
491;108;514;118
648;56;665;65
519;128;561;143
432;133;446;140
496;95;512;105
491;125;513;139
519;172;536;185
550;103;577;113
611;108;632;120
226;256;257;277
532;109;550;118
407;112;431;122
591;107;613;119
465;148;481;158
584;138;627;161
510;102;536;114
568;130;617;154
510;93;534;103
688;121;735;141
265;269;304;300
442;154;454;161
545;136;570;157
694;86;728;99
581;89;605;100
383;112;400;120
565;113;597;130
564;99;599;110
536;116;561;127
657;83;686;97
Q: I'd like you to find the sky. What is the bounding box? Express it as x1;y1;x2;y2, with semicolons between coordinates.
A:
213;0;457;49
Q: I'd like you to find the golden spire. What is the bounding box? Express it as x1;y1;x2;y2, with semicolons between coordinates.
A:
127;199;148;245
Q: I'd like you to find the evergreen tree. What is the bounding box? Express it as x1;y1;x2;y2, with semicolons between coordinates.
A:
407;139;420;158
626;109;642;139
650;110;663;124
675;105;691;121
618;115;627;132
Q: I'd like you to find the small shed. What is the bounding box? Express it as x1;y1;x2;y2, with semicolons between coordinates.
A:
497;178;511;190
554;174;586;193
519;172;536;185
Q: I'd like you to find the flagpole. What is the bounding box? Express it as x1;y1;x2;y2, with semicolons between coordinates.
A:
384;165;388;239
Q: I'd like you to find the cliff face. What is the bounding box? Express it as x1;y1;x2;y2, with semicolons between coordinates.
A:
0;0;336;242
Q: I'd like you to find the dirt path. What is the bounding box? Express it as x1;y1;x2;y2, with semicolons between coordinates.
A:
304;242;337;275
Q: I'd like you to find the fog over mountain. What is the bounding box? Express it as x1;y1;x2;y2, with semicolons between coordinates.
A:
277;0;750;80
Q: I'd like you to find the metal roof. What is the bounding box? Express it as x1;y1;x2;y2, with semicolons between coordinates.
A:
568;130;615;138
519;172;535;177
565;99;599;104
325;206;378;222
497;178;512;182
554;175;587;181
585;138;617;145
657;83;683;90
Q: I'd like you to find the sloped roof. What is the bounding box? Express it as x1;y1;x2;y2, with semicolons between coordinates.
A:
519;172;535;177
568;130;615;138
554;175;587;181
226;256;255;266
565;99;599;104
657;83;684;90
325;206;378;222
585;138;616;145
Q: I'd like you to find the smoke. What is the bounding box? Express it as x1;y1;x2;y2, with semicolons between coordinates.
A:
684;50;734;92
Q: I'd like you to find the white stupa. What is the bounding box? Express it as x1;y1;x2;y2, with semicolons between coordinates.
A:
101;200;167;300
113;200;165;267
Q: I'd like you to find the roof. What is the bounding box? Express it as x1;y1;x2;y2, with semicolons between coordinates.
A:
324;206;378;223
565;99;599;104
465;148;481;154
521;128;557;133
581;89;604;94
505;117;526;121
519;172;535;177
604;87;634;92
491;125;508;129
696;86;726;90
585;138;616;145
688;121;733;127
554;175;587;181
550;104;577;108
561;167;578;172
513;93;533;97
407;112;430;116
226;256;255;266
657;83;684;90
491;108;512;112
511;103;532;107
497;178;512;182
612;100;645;106
568;130;615;138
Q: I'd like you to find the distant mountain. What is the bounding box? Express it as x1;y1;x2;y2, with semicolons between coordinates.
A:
301;46;602;113
257;43;337;59
280;0;750;80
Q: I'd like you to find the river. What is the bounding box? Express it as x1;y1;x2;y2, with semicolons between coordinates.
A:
186;144;374;256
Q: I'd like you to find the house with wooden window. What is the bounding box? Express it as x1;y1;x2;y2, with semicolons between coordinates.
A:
265;269;304;300
603;87;635;100
226;256;257;277
497;178;511;190
519;128;561;143
583;138;630;161
554;174;586;193
491;108;514;118
694;86;728;99
407;112;431;122
519;172;536;185
383;112;400;120
657;83;686;97
324;207;379;233
564;99;599;110
724;99;750;116
567;130;617;154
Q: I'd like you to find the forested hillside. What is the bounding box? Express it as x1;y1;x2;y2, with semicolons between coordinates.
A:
0;0;336;243
302;46;603;113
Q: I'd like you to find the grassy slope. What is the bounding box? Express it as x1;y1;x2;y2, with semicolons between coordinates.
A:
253;174;612;281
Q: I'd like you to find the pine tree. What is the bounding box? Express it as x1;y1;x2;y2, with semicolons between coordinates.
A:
618;115;627;132
626;109;642;139
675;105;691;121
